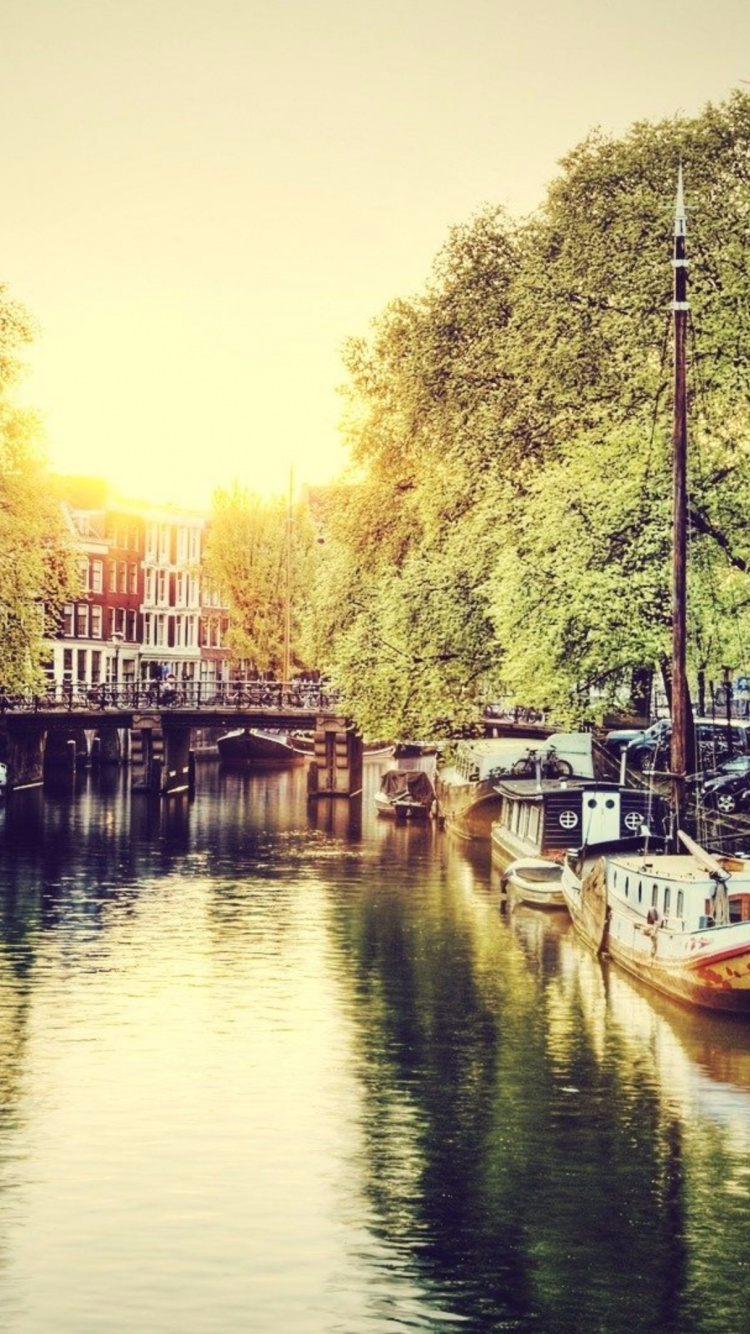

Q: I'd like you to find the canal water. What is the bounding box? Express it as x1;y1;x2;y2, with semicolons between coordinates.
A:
1;757;750;1333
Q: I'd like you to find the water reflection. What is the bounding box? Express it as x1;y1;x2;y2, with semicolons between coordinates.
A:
0;762;748;1330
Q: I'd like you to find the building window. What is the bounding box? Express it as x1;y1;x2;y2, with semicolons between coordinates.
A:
91;650;101;683
62;648;73;681
145;567;155;604
91;560;103;593
76;605;89;638
144;613;153;647
79;558;89;592
77;649;87;682
129;563;138;594
118;561;128;593
62;604;74;636
109;562;117;592
157;570;167;605
91;606;103;638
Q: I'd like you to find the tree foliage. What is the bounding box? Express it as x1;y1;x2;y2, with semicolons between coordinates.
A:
306;87;750;735
203;483;319;676
0;287;78;692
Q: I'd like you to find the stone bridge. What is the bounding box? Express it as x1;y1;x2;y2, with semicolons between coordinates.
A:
0;700;362;800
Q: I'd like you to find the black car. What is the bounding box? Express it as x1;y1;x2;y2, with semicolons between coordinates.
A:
701;754;750;814
626;719;749;773
621;718;672;769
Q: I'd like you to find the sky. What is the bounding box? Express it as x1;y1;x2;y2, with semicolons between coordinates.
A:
1;0;749;510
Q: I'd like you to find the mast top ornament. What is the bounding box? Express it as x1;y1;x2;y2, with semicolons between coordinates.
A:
673;165;688;310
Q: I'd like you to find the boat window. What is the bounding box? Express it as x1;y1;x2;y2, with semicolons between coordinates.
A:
624;876;629;898
638;880;643;903
664;887;671;914
606;799;615;809
677;890;684;917
613;871;617;888
652;884;658;906
528;806;540;845
587;798;597;808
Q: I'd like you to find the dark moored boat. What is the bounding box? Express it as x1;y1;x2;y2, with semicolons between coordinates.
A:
217;728;307;766
375;769;436;819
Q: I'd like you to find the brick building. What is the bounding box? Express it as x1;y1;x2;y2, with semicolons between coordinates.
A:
48;479;233;687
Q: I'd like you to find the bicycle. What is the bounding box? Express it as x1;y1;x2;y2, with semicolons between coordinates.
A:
510;745;574;779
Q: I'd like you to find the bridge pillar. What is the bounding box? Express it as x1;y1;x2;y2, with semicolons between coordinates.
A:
43;727;89;770
4;723;46;790
130;714;164;793
94;725;123;765
308;718;363;798
162;726;192;795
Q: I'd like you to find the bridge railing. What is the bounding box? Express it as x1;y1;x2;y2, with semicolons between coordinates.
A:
0;680;340;714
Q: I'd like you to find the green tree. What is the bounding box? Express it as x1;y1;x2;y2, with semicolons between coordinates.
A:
312;88;750;735
308;208;520;738
203;483;319;676
0;286;78;692
486;89;750;719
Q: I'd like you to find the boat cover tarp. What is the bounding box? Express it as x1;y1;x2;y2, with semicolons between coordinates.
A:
380;769;435;803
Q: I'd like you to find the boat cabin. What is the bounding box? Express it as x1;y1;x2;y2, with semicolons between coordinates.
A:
492;779;663;865
605;853;750;932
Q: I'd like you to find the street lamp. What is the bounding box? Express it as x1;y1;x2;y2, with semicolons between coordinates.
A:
111;631;124;690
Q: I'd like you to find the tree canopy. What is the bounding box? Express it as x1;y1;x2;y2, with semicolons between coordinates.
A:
304;87;750;736
0;287;78;693
203;483;320;676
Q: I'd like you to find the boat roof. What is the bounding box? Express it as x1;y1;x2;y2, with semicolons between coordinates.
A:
494;778;627;799
608;853;750;885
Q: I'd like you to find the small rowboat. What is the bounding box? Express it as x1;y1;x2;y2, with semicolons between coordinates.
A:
502;857;566;909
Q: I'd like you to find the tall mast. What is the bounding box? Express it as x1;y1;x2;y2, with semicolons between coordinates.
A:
283;466;293;683
670;165;690;828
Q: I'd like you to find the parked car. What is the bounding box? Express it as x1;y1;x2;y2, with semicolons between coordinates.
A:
626;719;750;773
601;725;652;758
701;754;750;814
617;719;672;767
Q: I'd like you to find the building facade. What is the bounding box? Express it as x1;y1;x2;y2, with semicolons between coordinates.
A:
49;483;233;688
